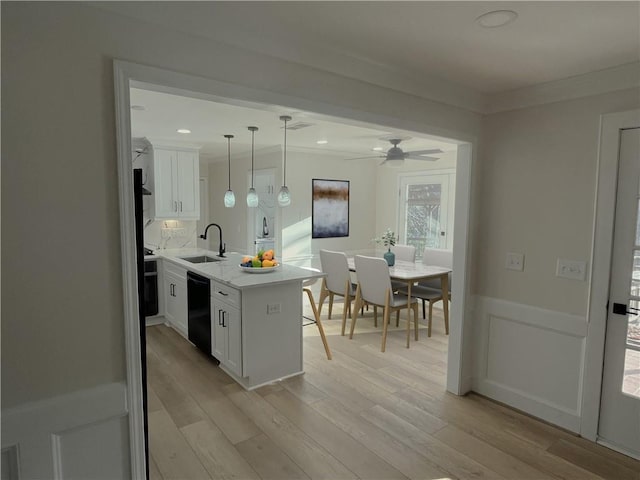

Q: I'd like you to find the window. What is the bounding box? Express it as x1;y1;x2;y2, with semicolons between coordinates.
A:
398;172;455;257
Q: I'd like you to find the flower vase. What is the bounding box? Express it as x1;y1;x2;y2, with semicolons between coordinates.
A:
384;248;395;266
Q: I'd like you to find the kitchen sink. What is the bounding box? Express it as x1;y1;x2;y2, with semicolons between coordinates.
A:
180;255;221;264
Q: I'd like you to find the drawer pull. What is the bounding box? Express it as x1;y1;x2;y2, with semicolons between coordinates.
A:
218;291;229;296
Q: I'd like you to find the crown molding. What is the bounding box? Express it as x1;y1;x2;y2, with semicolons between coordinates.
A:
485;62;640;114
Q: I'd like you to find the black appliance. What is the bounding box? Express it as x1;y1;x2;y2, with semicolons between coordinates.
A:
133;168;150;479
187;272;212;355
144;260;159;317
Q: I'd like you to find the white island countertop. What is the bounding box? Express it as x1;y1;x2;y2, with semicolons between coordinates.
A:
155;248;324;289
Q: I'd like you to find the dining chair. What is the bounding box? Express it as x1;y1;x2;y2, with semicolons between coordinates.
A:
390;244;416;303
410;247;452;336
350;255;419;352
318;249;357;336
301;267;332;360
391;244;416;262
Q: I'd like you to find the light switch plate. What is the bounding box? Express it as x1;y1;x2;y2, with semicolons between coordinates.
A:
267;303;281;315
556;259;587;281
506;252;525;271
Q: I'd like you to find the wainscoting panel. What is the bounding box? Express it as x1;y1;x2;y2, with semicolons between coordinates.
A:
1;383;130;479
472;296;587;432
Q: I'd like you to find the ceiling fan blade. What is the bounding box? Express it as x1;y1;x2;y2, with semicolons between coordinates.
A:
405;155;439;161
345;155;384;161
404;148;443;156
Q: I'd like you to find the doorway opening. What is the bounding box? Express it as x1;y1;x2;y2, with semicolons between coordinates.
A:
114;61;474;477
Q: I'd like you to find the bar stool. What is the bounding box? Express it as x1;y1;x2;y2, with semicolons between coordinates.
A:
302;268;332;360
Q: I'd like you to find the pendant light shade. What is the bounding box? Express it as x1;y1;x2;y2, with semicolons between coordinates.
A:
247;126;259;208
223;134;235;208
278;115;292;207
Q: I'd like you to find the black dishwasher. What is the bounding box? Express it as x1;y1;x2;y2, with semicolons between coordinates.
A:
187;272;212;355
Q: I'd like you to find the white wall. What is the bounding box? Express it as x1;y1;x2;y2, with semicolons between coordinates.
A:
206;147;379;264
475;88;639;315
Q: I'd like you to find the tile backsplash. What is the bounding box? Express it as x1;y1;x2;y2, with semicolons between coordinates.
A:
144;219;198;251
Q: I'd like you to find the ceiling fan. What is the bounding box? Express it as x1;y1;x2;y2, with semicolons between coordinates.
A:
348;138;442;166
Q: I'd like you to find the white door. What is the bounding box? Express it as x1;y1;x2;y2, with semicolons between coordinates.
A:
598;127;640;458
398;172;455;255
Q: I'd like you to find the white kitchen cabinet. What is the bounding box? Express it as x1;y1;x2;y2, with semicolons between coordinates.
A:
211;282;242;378
163;263;188;337
151;146;200;220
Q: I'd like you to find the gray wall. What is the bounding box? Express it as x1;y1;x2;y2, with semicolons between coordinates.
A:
476;89;640;315
1;2;480;409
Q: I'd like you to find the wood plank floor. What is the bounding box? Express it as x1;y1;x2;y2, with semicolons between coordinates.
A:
146;306;640;480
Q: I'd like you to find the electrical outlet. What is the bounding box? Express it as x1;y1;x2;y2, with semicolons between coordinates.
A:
505;252;525;271
267;303;281;315
556;259;587;281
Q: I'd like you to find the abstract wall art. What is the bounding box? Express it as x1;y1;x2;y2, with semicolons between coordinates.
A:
312;179;350;238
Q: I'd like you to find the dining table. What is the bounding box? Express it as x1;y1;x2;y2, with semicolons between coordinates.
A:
346;256;452;338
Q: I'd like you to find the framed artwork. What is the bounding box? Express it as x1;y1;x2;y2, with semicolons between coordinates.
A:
312;179;350;238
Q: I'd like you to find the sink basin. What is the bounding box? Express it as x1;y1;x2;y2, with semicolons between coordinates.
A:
180;255;221;264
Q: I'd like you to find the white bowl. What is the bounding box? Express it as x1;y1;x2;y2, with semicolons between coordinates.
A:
238;264;281;274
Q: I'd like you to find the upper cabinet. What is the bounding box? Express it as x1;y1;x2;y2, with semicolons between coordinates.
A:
149;144;200;220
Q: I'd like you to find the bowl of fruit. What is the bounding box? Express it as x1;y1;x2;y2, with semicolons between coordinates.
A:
239;250;281;273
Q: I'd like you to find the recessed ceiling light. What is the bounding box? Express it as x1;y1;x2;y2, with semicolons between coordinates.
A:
130;105;145;111
373;147;384;151
476;10;518;28
316;140;328;145
177;129;191;134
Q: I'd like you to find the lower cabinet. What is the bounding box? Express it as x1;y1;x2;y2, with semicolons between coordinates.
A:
163;263;188;337
211;282;242;378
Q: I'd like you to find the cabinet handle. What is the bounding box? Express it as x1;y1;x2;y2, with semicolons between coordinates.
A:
174;201;177;212
180;201;183;212
218;291;229;297
171;284;175;296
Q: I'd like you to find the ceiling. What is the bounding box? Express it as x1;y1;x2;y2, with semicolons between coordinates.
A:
130;87;458;161
99;2;638;95
123;2;638;159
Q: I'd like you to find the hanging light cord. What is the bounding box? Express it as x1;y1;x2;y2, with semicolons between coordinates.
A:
227;136;231;189
251;129;255;188
283;117;288;186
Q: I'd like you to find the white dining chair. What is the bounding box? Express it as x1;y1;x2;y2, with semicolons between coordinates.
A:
318;249;357;336
350;255;419;351
391;244;416;262
390;244;416;300
410;247;452;336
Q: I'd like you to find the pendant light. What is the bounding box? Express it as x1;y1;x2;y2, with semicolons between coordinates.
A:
277;115;292;207
223;134;235;208
246;126;259;208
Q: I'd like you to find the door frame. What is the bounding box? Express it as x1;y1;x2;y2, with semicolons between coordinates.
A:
582;109;640;441
113;60;475;478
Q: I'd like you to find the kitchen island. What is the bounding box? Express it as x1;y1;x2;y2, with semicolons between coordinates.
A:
154;249;324;390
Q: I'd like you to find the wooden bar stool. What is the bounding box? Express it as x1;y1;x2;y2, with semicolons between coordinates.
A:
302;268;332;360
